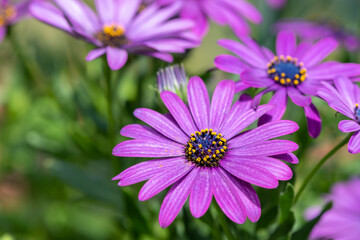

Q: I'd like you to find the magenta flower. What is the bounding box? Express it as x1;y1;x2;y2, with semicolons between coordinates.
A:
0;0;31;43
266;0;287;9
112;76;299;227
309;177;360;240
318;76;360;154
30;0;198;70
154;0;262;38
215;30;360;138
276;19;360;51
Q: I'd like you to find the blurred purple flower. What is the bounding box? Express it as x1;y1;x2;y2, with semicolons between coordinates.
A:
215;30;360;138
309;177;360;239
275;20;360;51
318;76;360;154
0;0;32;43
153;0;262;38
112;76;299;227
30;0;199;70
266;0;287;9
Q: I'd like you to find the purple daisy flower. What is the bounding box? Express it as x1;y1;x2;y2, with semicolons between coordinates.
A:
153;0;262;38
266;0;287;9
275;19;360;51
317;76;360;154
112;76;299;227
0;0;32;44
215;30;360;138
30;0;198;70
309;177;360;240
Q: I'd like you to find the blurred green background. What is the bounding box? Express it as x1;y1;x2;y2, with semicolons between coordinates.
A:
1;0;360;239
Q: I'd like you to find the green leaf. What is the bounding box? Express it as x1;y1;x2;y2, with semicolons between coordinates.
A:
291;202;333;240
270;211;295;240
278;183;295;224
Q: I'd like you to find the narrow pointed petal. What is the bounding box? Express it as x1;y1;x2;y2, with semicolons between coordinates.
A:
189;168;212;218
211;169;246;224
221;160;278;188
159;167;199;228
334;75;357;107
230;120;299;147
271;153;299;164
304;103;322;138
301;38;338;68
348;131;360;154
187;77;210;130
339;120;360;133
112;140;183;158
276;30;296;56
134;108;188;144
214;54;248;74
258;88;288;125
241;71;273;88
139;163;194;201
106;47;128;70
120;124;170;141
161;91;198;135
209;80;235;131
230;140;298;156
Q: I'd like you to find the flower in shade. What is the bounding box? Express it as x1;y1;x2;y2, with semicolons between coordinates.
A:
214;30;360;138
275;19;360;51
317;76;360;154
0;0;31;44
157;64;188;100
309;177;360;240
112;76;299;227
30;0;198;70
266;0;287;9
153;0;262;38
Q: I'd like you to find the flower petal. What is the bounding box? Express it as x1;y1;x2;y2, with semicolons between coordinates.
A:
189;168;212;218
301;38;338;68
214;54;249;74
241;71;273;88
112;140;183;158
139;162;194;201
348;131;360;154
114;157;182;186
209;80;235;131
221;105;273;140
229;140;298;156
120;124;167;141
85;48;106;61
161;91;198;135
115;0;142;26
188;77;210;130
230;120;299;147
308;62;360;80
134;108;188;144
271;153;299;164
258;88;288;125
287;87;312;107
276;30;296;56
211;168;246;224
221;160;279;188
339;120;360;133
304;103;322;138
159;167;199;228
106;47;128;71
333;75;357;107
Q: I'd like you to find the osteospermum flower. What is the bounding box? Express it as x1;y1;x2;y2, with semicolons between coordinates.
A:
30;0;198;70
0;0;31;44
112;76;299;227
309;177;360;240
157;64;188;100
153;0;262;38
215;30;360;138
318;76;360;154
266;0;287;9
275;19;360;51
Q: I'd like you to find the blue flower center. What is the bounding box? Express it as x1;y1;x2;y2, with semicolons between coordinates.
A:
95;24;129;47
267;55;307;86
354;104;360;121
185;129;228;167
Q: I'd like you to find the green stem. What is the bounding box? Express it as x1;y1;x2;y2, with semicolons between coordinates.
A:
214;204;236;240
294;133;352;204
